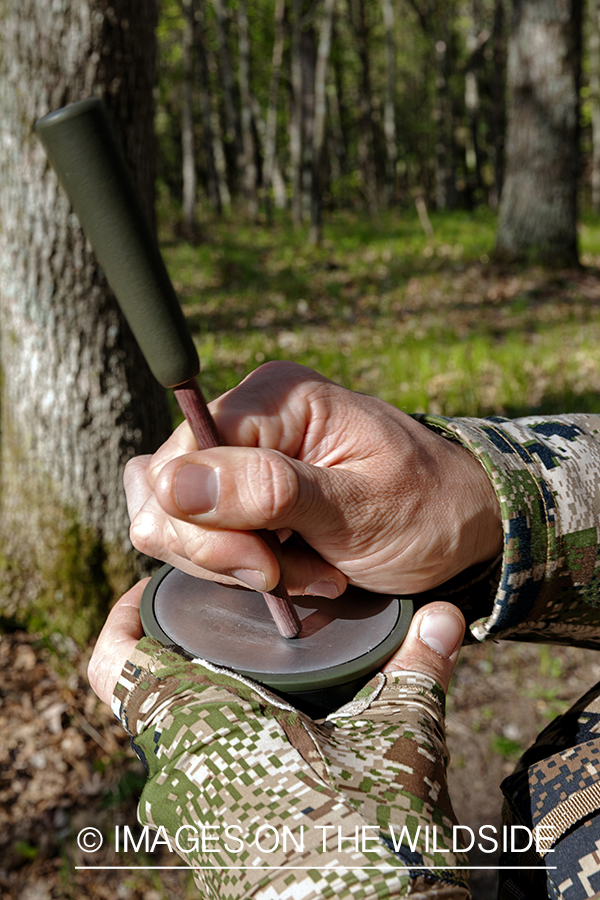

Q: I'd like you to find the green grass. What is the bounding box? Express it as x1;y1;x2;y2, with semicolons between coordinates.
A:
160;205;600;419
489;734;523;761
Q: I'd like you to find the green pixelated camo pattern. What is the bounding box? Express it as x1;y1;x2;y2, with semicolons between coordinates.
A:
418;413;600;648
113;639;469;899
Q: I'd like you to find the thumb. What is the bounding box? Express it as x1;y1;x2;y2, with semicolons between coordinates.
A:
152;445;348;539
383;601;465;694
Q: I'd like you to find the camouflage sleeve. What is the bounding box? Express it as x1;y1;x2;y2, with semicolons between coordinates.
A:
112;636;470;900
417;413;600;648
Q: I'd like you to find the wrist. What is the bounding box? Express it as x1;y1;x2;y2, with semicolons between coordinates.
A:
450;440;503;571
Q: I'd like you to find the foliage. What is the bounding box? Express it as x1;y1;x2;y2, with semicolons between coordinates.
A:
155;0;510;219
161;205;600;421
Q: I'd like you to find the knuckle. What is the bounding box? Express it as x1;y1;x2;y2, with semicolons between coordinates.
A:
246;450;299;526
129;520;152;556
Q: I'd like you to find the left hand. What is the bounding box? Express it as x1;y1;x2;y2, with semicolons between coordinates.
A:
88;583;469;898
88;580;464;708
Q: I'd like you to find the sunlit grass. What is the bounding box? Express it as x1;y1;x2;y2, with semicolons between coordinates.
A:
161;205;600;419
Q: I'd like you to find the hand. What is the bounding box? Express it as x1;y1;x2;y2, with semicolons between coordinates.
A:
88;587;469;897
88;579;465;708
125;362;502;598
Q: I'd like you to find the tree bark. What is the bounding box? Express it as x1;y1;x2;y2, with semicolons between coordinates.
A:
290;0;304;227
300;22;317;223
211;0;242;189
237;0;258;217
195;0;222;214
0;0;171;643
490;0;506;208
181;0;197;234
589;0;600;213
309;0;336;244
348;0;379;212
433;33;458;210
495;0;582;265
406;0;460;209
380;0;398;204
263;0;287;218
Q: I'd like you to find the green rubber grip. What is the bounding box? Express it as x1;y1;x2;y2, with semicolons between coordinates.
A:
35;97;199;389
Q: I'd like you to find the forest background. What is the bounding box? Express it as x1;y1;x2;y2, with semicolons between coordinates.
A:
2;0;600;898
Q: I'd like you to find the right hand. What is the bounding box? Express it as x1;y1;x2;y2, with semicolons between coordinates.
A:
125;362;502;598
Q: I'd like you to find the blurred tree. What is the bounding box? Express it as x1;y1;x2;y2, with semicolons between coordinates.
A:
349;0;380;211
181;0;198;233
495;0;582;265
309;0;336;242
489;0;506;208
195;0;223;214
237;0;259;216
262;0;287;216
0;0;171;643
406;0;461;209
589;0;600;213
290;0;317;227
211;0;243;190
381;0;398;203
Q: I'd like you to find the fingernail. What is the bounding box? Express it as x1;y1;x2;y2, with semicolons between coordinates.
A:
306;580;340;599
231;569;267;591
419;610;463;659
175;464;219;514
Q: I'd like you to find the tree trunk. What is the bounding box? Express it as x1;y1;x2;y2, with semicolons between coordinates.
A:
195;0;222;213
590;0;600;213
495;0;581;266
208;67;232;210
0;0;172;644
211;0;242;190
181;0;197;234
380;0;398;204
290;0;304;227
406;0;459;209
349;0;379;213
263;0;287;218
309;0;336;244
434;33;458;210
490;0;506;208
250;94;287;213
464;2;488;205
237;0;258;217
328;20;348;182
300;23;317;223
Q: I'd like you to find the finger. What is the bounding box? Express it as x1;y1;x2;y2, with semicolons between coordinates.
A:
145;364;332;489
123;455;154;523
164;516;347;596
88;580;147;706
152;445;355;540
383;601;465;695
273;537;347;598
203;362;327;455
131;487;347;596
146;419;199;483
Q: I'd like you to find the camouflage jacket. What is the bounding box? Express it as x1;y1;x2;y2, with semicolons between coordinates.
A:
113;413;600;899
